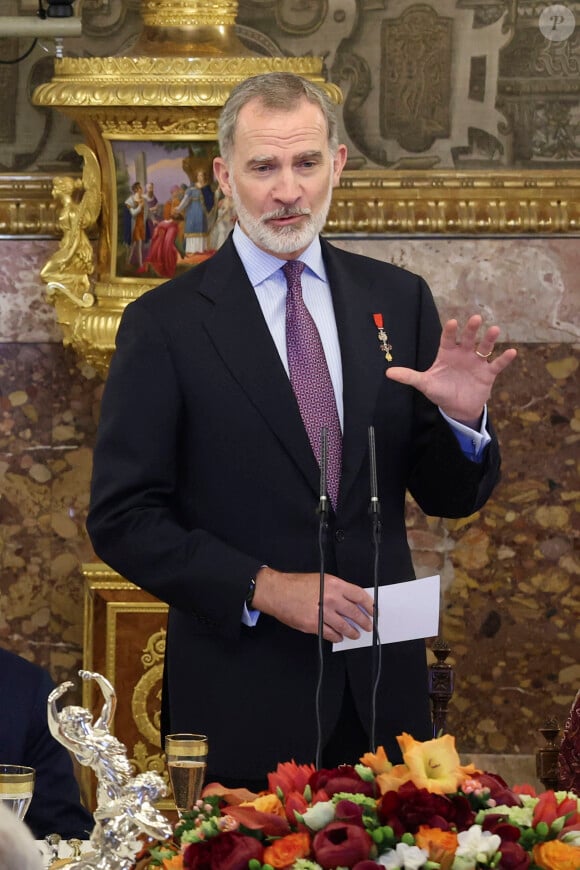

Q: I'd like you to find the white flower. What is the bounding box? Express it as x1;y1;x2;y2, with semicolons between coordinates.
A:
519;794;540;810
562;830;580;846
451;824;501;869
378;843;428;869
301;800;336;831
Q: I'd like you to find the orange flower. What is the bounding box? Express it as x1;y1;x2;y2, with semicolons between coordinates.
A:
360;745;393;775
415;825;458;870
397;732;469;795
375;764;411;795
162;855;184;869
263;831;311;868
240;793;285;817
533;839;580;870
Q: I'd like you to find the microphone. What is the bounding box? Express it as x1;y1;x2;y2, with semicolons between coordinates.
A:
318;427;330;521
315;427;329;769
368;425;382;752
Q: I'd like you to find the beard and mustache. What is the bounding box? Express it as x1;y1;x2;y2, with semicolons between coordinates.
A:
229;169;334;256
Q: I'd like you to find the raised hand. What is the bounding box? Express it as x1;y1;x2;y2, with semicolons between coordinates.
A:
386;314;517;426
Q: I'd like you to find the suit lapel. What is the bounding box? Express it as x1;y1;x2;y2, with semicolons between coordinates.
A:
322;240;389;509
197;239;321;498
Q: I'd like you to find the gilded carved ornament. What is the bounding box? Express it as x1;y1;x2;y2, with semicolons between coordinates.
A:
40;143;101;308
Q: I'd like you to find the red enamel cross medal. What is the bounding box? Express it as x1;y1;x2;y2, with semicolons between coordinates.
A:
372;313;393;362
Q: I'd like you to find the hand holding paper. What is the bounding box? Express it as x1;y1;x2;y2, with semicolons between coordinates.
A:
333;575;440;652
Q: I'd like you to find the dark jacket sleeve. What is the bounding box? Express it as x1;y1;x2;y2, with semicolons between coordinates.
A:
87;299;263;640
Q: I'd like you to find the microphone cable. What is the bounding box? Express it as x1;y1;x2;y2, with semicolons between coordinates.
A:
368;425;383;752
315;427;329;770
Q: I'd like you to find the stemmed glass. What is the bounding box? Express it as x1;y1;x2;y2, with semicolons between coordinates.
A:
0;765;35;821
164;734;208;816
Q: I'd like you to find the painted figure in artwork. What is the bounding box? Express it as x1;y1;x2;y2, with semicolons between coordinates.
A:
174;169;215;255
124;182;146;268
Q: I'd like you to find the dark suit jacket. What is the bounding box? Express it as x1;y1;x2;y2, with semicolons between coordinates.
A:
88;237;501;779
0;649;93;839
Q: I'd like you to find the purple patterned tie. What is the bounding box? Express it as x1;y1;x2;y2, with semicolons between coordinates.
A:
283;260;342;508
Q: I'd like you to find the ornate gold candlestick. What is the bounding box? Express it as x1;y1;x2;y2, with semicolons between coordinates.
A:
33;0;339;374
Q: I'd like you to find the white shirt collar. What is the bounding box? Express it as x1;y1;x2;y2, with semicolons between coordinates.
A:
232;222;327;286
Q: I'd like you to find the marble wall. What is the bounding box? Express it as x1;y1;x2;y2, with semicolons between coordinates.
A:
0;234;578;762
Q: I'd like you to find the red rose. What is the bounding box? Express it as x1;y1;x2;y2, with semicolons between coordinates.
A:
352;863;384;870
496;841;531;870
312;821;372;869
309;765;375;798
183;832;263;870
481;816;521;842
379;782;474;835
335;799;365;827
476;773;522;808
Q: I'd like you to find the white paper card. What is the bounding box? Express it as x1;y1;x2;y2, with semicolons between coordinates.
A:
333;574;440;652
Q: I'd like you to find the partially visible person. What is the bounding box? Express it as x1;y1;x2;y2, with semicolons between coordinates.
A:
0;648;93;840
0;802;43;870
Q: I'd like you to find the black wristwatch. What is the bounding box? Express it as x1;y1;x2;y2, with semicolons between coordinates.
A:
245;576;256;608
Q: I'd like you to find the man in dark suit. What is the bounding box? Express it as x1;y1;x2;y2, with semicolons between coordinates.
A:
87;72;516;789
0;648;93;839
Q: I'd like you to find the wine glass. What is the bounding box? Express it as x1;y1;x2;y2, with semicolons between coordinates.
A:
0;765;35;821
164;734;208;816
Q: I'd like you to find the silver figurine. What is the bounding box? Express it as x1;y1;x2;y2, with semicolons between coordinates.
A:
48;671;172;869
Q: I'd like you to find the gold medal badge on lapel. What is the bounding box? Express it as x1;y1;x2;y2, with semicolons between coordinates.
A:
373;313;393;362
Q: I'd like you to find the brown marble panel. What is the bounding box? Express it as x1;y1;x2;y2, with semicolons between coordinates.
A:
0;341;102;690
418;342;579;754
0;239;61;343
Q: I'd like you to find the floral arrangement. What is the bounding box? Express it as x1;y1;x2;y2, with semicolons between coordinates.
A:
139;733;580;870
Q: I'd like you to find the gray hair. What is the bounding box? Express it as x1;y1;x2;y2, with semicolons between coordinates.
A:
218;72;339;161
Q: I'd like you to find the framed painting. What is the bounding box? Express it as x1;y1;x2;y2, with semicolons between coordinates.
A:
108;139;232;281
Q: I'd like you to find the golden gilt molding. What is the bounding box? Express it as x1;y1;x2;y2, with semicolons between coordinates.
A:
3;169;579;238
327;169;580;234
32;55;338;108
0;175;63;236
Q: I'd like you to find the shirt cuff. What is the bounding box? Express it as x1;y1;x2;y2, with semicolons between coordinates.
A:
242;604;260;627
439;405;491;463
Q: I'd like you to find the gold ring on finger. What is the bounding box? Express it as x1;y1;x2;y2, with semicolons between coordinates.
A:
475;349;493;360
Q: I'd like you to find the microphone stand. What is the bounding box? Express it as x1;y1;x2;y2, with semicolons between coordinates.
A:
315;427;329;770
368;425;382;752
